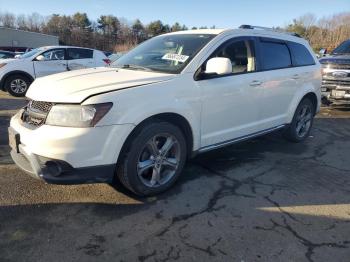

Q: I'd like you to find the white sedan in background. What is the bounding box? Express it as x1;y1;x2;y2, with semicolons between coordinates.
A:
0;46;109;96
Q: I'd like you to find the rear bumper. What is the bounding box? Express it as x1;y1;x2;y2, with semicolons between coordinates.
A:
10;145;115;184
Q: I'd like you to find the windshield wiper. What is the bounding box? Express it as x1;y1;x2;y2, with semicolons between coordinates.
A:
119;64;154;72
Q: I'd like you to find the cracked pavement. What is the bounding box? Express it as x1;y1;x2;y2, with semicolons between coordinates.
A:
0;91;349;262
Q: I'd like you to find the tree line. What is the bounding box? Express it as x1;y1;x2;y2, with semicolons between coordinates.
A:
0;11;212;52
0;11;349;52
285;12;350;51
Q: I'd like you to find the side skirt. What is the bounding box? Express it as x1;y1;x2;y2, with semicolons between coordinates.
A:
197;124;286;154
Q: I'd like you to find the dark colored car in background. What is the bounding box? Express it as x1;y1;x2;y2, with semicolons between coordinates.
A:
0;51;15;59
320;39;350;104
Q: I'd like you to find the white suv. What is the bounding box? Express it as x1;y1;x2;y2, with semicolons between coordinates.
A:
9;26;321;196
0;46;109;97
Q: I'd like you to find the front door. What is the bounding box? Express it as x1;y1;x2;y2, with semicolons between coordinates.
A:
33;48;67;77
197;38;264;148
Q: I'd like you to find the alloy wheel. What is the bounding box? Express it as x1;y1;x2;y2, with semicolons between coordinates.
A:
137;133;180;188
10;79;28;94
295;105;312;138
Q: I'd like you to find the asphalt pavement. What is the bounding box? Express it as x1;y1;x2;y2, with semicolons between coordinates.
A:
0;91;349;262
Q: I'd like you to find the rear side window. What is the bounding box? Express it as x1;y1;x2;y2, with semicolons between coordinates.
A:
289;42;315;66
68;48;93;60
259;40;291;70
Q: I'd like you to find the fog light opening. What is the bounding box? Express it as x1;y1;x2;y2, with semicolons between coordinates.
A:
45;161;63;177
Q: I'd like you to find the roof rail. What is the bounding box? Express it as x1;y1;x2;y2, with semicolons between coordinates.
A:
239;24;301;38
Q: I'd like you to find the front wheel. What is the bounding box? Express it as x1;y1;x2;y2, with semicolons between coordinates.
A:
284;98;315;142
5;74;32;97
117;121;187;196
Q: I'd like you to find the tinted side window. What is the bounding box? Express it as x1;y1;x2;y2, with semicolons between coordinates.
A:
289;42;315;66
68;48;93;60
260;40;291;70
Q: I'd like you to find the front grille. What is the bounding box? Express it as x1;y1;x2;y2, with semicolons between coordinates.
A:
322;79;350;88
30;101;53;113
21;100;53;128
327;64;350;70
325;72;350;78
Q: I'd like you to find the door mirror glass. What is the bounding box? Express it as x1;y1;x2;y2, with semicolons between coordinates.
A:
205;57;232;75
36;55;46;61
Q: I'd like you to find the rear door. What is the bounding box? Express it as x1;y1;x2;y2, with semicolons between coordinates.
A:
255;38;297;129
33;48;67;77
67;48;94;70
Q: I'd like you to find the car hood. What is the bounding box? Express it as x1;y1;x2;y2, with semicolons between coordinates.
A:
26;67;175;103
320;54;350;65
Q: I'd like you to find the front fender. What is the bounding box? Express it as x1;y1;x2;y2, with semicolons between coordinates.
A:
0;70;35;91
84;77;202;150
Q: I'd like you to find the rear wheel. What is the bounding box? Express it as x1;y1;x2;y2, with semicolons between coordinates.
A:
117;121;187;196
5;74;32;97
284;98;315;142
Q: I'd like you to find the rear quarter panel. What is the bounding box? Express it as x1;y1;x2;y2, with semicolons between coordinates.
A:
286;64;322;123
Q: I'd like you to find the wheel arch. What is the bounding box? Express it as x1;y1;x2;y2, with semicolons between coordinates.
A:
1;70;34;91
287;90;320;123
118;112;195;164
303;92;318;115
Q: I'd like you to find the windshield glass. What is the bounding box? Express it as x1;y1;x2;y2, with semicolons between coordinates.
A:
332;40;350;55
20;48;44;59
112;34;215;74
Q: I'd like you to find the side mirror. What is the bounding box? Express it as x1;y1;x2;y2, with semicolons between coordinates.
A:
319;48;327;57
36;55;46;61
205;57;232;75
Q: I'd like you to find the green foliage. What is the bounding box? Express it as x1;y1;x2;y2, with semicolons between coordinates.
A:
97;15;120;34
72;12;90;29
171;22;182;32
286;19;306;37
147;20;166;36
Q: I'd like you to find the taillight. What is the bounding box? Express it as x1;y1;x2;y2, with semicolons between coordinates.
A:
103;59;111;65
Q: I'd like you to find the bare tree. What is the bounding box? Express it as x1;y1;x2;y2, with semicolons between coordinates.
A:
0;12;16;28
1;10;349;52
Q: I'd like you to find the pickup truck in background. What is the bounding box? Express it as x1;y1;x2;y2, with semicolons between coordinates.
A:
320;39;350;105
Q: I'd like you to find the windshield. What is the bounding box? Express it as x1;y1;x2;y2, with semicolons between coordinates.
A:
332;40;350;55
20;48;44;59
112;34;215;74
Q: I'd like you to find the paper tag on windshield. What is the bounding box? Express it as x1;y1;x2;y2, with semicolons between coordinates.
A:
162;53;189;63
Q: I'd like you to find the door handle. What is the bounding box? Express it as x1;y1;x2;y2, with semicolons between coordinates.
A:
250;80;262;86
292;74;300;80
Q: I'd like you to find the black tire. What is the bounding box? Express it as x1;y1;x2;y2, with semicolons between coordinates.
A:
117;121;187;196
5;74;32;97
284;98;315;143
321;96;331;106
